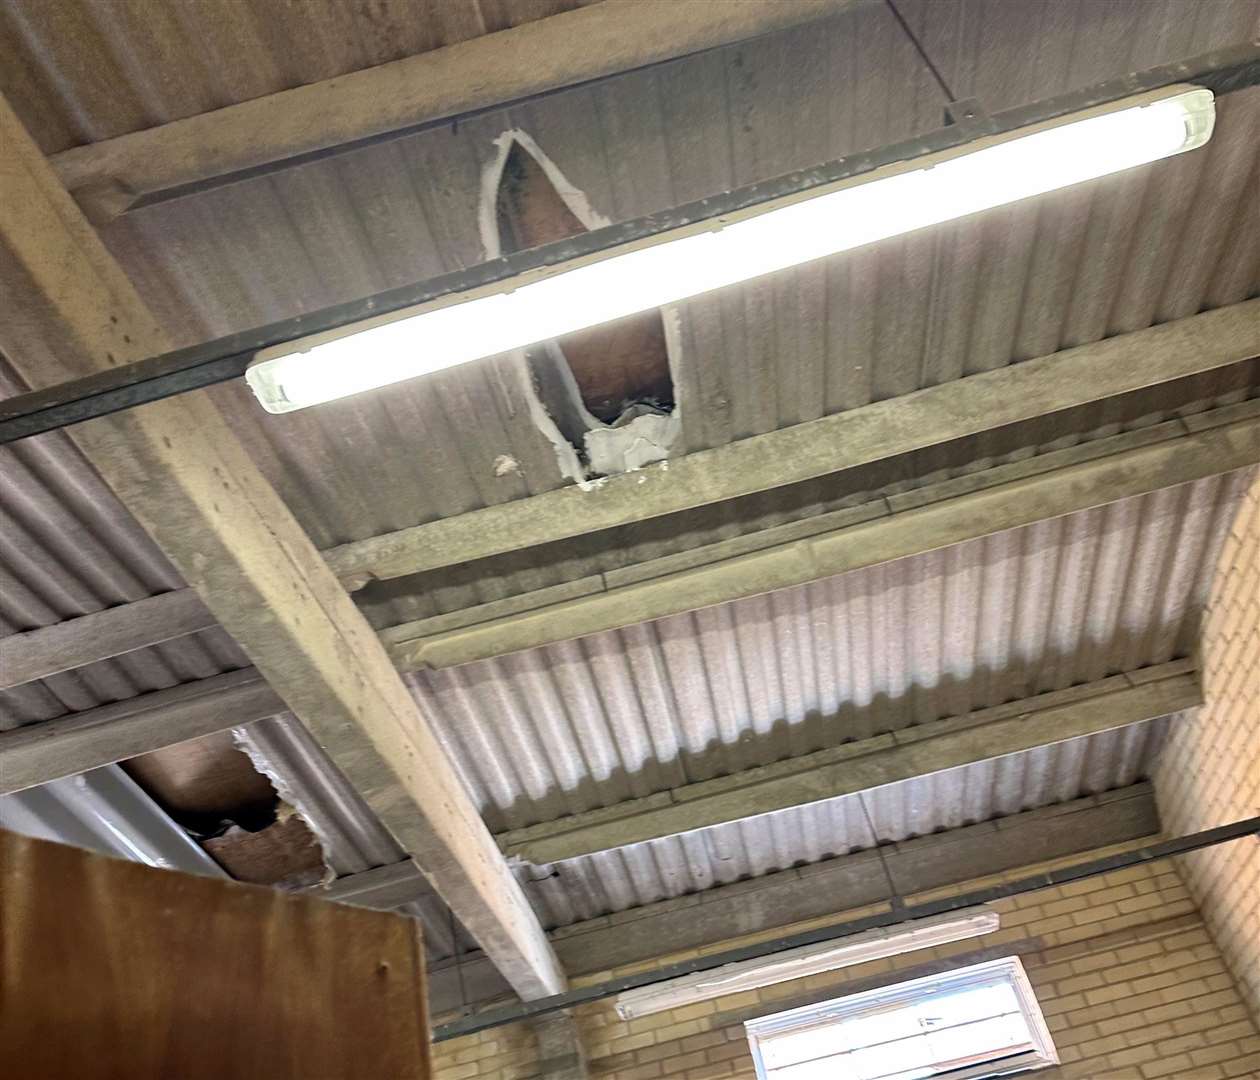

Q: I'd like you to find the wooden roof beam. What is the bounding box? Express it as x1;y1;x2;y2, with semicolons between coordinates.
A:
49;0;866;221
5;396;1257;688
0;97;564;1001
497;661;1199;865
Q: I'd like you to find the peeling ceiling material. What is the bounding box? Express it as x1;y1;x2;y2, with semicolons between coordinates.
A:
405;471;1251;834
236;714;476;961
520;719;1171;929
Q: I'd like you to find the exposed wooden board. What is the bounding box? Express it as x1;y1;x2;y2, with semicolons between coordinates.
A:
123;729;277;820
0;669;283;796
0;98;563;999
0;587;213;689
203;812;326;887
48;0;866;216
427;784;1161;1015
0;830;432;1079
328;300;1260;586
388;408;1260;669
497;663;1198;864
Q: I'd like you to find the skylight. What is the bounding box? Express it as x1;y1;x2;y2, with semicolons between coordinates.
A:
745;956;1058;1080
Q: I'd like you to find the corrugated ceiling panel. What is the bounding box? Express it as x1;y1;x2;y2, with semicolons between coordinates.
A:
4;1;1253;630
522;718;1172;929
407;471;1253;833
0;0;590;153
0;360;248;730
61;0;1255;627
3;0;1256;944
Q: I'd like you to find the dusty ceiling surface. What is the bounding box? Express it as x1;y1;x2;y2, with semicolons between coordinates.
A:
1;0;1258;1013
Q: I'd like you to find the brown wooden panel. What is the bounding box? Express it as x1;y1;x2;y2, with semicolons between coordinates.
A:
0;831;432;1079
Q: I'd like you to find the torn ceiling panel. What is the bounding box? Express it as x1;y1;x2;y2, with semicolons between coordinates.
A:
486;129;681;482
235;713;478;960
124;730;326;889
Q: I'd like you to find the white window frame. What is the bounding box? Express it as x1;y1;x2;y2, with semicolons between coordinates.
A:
745;956;1058;1080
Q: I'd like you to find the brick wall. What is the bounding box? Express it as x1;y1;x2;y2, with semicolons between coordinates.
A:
1156;469;1260;1024
433;841;1260;1079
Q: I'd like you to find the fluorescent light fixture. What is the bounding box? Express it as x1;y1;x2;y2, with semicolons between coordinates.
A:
247;86;1214;413
612;907;1000;1021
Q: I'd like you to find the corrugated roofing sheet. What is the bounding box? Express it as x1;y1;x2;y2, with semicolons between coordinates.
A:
78;0;1258;568
2;0;1257;952
521;720;1171;929
407;471;1252;834
0;358;249;730
0;0;592;153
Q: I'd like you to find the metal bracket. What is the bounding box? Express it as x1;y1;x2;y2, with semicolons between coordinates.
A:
944;97;999;137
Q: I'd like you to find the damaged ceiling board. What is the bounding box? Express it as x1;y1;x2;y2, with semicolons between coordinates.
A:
481;128;682;484
0;98;563;1001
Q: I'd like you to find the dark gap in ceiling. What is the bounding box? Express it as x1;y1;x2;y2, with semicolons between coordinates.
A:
123;731;326;887
496;140;675;426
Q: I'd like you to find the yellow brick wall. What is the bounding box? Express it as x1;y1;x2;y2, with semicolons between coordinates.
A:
1156;469;1260;1024
433;842;1260;1079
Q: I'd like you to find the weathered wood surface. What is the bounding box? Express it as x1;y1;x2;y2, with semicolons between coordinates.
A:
0;830;432;1079
0;95;563;998
49;0;867;215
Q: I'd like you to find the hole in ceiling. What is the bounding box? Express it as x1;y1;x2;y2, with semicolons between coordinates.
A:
488;132;681;479
123;731;326;887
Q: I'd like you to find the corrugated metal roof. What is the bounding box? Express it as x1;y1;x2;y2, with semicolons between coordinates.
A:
0;358;249;730
407;471;1251;834
6;0;1242;636
2;0;1257;958
521;720;1171;929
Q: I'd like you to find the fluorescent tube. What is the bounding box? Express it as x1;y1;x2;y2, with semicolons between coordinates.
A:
247;86;1214;413
612;907;1000;1020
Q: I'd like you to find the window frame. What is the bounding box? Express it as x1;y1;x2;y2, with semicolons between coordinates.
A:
744;956;1059;1080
